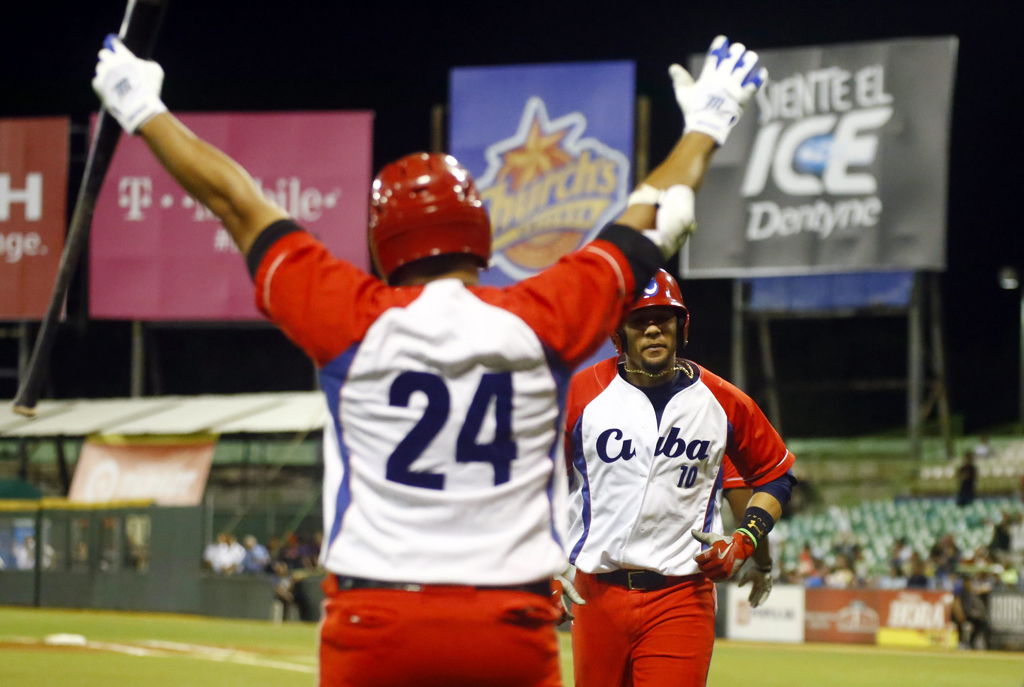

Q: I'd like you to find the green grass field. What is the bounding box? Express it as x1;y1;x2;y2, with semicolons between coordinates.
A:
1;607;1021;687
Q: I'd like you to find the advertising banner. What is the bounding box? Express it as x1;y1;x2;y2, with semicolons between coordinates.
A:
724;583;805;642
90;111;373;320
682;37;958;278
988;590;1024;650
0;117;68;320
68;436;215;506
805;588;953;645
449;62;634;287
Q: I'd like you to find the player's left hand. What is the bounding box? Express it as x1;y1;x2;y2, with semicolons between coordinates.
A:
691;529;756;581
92;34;167;133
735;558;773;607
553;564;585;623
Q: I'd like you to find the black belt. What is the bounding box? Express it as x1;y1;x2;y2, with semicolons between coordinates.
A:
596;569;697;591
333;575;551;598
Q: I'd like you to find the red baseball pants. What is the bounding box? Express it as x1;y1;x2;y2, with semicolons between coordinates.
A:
319;577;563;687
571;572;715;687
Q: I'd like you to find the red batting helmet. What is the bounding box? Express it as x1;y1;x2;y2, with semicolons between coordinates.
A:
369;152;491;282
612;269;691;353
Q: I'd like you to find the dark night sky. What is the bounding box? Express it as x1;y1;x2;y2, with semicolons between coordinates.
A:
1;0;1020;435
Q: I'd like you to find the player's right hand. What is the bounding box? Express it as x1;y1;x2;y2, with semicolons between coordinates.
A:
92;34;167;134
691;528;756;581
669;35;767;146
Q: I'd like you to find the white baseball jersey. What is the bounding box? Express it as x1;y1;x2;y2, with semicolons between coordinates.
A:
564;357;794;576
250;220;660;585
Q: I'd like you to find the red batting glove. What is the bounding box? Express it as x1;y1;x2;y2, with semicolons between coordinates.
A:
691;529;756;581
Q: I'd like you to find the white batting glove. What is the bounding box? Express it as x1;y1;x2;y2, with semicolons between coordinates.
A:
735;558;773;608
92;34;167;134
554;564;585;622
669;35;767;145
556;564;585;606
641;184;696;258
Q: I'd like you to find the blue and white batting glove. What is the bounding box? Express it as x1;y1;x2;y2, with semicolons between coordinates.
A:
91;34;167;134
669;35;767;146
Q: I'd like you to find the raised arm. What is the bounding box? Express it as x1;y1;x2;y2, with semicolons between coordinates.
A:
92;36;287;254
617;36;767;258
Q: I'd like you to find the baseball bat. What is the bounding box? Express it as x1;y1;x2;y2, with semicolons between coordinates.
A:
12;0;168;416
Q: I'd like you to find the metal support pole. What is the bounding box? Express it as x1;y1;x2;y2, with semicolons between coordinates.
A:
54;438;71;495
430;104;445;155
927;273;954;458
757;315;783;433
907;274;923;460
634;95;651;183
130;320;145;397
731;280;747;390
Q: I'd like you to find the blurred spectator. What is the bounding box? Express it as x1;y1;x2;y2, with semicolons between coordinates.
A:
889;536;913;576
271;561;296;623
804;559;827;588
952;575;991;650
825;553;856;588
955;452;977;507
971;435;994;460
905;552;930;589
990;512;1012;560
797;543;816;578
242;535;271;574
298;533;319;570
277;533;305;570
12;536;54;570
204;532;246;575
877;562;907;590
931;533;961;582
267;535;282;561
307;531;323;568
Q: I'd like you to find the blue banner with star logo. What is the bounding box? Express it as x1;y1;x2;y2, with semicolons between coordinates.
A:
449;62;635;287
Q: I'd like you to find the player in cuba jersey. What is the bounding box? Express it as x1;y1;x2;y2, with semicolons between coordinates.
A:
92;29;766;687
564;269;797;687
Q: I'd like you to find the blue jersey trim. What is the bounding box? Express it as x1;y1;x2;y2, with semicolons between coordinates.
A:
320;343;361;550
699;463;725;547
568;416;592;564
544;347;571;549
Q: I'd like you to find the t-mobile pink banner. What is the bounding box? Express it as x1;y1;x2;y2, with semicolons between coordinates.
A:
90;111;373;320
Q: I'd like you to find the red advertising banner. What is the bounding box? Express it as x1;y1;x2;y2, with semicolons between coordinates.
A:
68;436;215;506
805;588;954;644
90;111;373;320
0;117;68;320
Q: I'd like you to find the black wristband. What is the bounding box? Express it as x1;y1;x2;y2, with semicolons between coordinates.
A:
739;506;775;544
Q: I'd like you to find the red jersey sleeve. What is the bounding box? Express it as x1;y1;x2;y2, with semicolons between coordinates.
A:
699;365;795;486
564;358;619;473
721;456;752;490
251;227;420;366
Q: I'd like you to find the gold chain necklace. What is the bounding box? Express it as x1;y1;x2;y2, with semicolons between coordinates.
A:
622;361;694;379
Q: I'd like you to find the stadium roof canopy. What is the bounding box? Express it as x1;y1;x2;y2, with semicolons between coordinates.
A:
0;393;328;438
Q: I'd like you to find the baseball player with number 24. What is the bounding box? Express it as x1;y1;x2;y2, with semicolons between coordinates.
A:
92;26;766;687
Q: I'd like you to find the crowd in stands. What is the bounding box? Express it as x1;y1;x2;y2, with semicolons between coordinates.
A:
203;531;322;576
202;530;323;622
